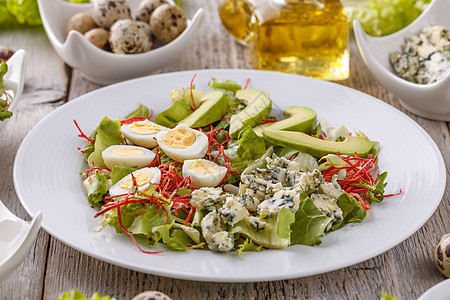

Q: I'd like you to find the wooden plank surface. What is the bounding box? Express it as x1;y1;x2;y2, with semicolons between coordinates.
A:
0;0;449;299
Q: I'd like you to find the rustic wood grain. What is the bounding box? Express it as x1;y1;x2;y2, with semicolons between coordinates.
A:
0;0;449;299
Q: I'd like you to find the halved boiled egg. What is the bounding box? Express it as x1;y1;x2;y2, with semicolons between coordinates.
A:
182;159;227;188
102;145;155;169
121;119;167;148
156;124;208;163
109;167;161;196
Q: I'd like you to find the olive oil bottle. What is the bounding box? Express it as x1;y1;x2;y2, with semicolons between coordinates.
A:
251;0;350;80
218;0;255;45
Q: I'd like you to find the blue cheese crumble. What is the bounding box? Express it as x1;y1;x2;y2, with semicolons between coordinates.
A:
201;210;225;244
190;187;228;211
390;25;450;84
208;231;234;253
219;196;249;225
258;190;300;215
310;193;343;230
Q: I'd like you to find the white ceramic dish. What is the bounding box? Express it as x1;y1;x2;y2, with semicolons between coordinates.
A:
354;0;450;121
0;200;42;283
38;0;204;85
0;49;26;131
13;69;446;282
418;278;450;300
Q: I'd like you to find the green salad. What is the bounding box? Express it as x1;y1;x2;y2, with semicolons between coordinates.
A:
76;76;398;255
0;62;13;121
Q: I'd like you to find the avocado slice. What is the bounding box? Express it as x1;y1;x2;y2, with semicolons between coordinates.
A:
171;88;204;110
262;129;376;158
253;106;317;137
229;89;272;137
178;91;229;128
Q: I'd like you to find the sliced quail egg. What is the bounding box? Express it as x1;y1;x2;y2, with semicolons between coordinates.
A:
109;167;161;196
156;124;208;163
182;159;227;188
102;145;156;169
121;119;167;148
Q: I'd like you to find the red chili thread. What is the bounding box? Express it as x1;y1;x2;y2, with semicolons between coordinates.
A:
73;119;95;144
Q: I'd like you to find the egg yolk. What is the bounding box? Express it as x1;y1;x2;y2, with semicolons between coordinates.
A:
190;160;220;174
111;147;145;156
163;127;196;149
119;171;154;189
130;122;162;135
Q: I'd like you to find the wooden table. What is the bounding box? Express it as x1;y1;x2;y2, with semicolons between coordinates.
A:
1;1;449;299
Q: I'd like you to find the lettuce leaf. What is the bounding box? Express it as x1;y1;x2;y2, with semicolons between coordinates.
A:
236;238;262;258
208;78;241;94
125;104;150;119
154;100;191;127
83;171;108;206
110;165;136;185
290;192;332;246
84;117;122;167
59;289;115;300
127;204;171;237
336;193;366;224
237;126;267;161
152;224;193;250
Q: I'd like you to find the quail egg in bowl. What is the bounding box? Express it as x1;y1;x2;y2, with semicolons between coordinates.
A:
156;124;208;163
121;119;167;148
182;159;228;188
109;167;161;196
37;0;204;84
102;145;156;169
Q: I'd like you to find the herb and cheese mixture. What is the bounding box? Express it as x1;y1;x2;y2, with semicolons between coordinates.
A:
76;77;397;255
390;25;450;84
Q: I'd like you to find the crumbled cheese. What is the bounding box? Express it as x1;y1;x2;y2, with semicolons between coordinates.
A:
190;187;227;211
390;25;450;84
320;176;343;199
208;231;234;253
219;196;249;225
201;210;225;243
310;193;343;228
247;216;267;232
239;188;260;211
258;189;300;215
296;169;323;192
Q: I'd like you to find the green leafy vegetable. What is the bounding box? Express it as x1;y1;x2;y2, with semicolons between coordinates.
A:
59;289;115;300
0;62;13;121
380;291;398;300
336;193;366;224
154;100;191;127
152;224;193;250
86;117;122;167
236;238;262;258
290;192;332;246
82;171;108;206
237;126;267;161
343;0;431;36
125;104;150;119
110;165;136;185
208;78;241;93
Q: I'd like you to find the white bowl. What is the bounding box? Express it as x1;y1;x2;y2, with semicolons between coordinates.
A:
354;0;450;121
38;0;204;85
0;49;26;131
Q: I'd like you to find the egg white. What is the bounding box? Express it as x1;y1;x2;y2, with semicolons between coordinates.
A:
109;167;161;196
182;159;228;188
156;124;208;163
121;119;167;148
102;145;156;169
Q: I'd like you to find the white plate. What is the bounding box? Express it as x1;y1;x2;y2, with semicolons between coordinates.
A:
13;69;446;282
418;279;450;300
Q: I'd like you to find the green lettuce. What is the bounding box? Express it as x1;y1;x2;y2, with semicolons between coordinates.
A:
152;224;195;250
127;204;171;237
125;104;150;119
290;192;333;246
59;289;115;300
208;78;241;94
83;171;108;206
237;126;267;161
84;117;122;167
110;165;136;185
154;100;191;127
336;193;366;224
236;238;262;258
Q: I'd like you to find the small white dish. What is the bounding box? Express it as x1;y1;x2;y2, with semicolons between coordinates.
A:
0;49;26;131
354;0;450;121
38;0;204;85
418;278;450;300
0;200;42;283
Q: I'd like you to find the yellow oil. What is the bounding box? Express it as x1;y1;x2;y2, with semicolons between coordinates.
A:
252;0;349;80
219;0;254;45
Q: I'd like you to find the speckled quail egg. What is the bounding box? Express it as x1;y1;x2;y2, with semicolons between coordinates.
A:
92;0;132;29
156;124;208;163
150;4;187;43
66;12;97;35
102;145;156;169
132;290;172;300
121;119;167;148
135;0;168;23
0;46;14;63
109;19;151;54
182;159;227;188
109;167;161;196
84;27;110;49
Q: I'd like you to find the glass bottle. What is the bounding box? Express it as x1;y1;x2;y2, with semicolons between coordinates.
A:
250;0;350;80
218;0;256;46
